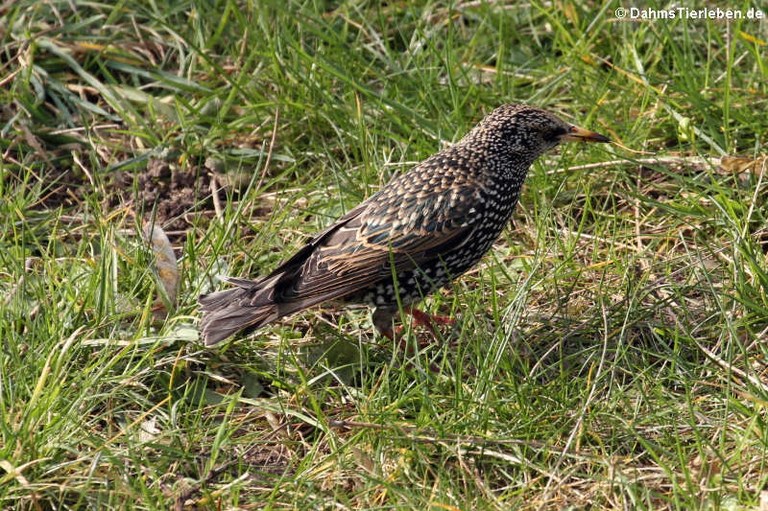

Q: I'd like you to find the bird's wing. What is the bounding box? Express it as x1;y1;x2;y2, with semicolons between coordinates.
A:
269;171;484;307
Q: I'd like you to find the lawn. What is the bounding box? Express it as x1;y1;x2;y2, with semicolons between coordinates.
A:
2;1;768;509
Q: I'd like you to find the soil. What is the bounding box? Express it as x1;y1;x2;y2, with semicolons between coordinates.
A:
18;153;220;241
107;157;215;234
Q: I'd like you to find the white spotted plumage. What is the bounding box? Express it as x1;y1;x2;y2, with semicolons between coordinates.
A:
199;104;609;345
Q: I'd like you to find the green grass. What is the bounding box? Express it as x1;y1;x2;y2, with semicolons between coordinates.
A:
2;0;768;509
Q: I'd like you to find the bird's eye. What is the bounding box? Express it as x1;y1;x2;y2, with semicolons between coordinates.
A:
545;127;568;142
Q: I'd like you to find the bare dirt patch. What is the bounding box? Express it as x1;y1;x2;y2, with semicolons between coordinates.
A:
107;157;215;234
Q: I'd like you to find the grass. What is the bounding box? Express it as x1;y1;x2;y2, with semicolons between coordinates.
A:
2;0;768;509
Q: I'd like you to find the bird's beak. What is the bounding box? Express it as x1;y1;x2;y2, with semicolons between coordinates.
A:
560;125;611;143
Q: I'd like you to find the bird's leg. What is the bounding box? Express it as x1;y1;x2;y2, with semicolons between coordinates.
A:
407;306;454;336
372;307;399;340
373;306;454;343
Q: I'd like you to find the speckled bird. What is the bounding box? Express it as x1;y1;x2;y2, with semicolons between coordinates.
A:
199;104;609;346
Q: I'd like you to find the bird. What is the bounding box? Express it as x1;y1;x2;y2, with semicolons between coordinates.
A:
199;104;610;346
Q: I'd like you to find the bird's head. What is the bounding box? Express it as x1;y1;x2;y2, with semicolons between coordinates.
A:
467;104;610;165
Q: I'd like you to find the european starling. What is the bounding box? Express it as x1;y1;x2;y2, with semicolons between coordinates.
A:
200;104;609;345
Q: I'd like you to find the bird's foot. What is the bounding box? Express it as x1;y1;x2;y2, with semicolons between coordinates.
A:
407;307;454;336
397;307;456;346
373;306;454;343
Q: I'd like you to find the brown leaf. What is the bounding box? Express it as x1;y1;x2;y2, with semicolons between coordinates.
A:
143;222;180;313
719;155;768;176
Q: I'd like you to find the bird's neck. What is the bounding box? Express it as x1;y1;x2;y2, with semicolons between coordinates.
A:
454;137;535;183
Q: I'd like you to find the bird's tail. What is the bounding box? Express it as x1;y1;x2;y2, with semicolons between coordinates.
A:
198;276;281;346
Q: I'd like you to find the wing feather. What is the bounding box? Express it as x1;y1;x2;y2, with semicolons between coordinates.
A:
269;170;484;308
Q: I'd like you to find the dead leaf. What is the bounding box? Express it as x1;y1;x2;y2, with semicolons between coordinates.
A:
719;155;768;176
143;221;180;314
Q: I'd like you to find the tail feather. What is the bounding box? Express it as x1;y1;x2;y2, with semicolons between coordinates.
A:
199;277;280;346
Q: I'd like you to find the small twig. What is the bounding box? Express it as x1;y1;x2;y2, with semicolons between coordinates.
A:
551;155;721;175
209;173;223;221
328;419;548;451
557;227;645;253
254;109;280;194
695;341;768;395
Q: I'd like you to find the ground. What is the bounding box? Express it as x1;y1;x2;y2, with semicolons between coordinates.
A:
2;1;768;510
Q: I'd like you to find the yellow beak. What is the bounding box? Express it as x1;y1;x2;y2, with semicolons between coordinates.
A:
560;125;611;143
